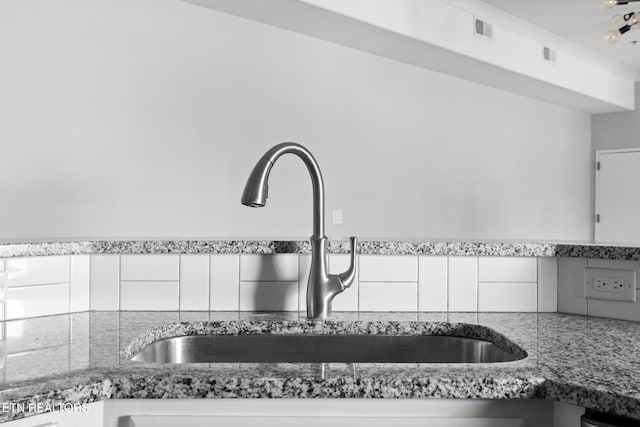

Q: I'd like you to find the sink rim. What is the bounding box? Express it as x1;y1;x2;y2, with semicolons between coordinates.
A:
122;320;528;365
130;333;527;364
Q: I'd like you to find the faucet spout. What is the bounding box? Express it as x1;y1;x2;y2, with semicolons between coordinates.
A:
241;142;324;238
241;142;357;319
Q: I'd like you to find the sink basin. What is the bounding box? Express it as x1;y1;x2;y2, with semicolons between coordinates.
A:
131;335;524;364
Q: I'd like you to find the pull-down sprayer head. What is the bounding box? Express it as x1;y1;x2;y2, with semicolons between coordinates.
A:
241;156;274;208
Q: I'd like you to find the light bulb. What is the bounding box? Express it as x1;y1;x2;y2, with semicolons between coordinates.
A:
612;14;627;26
604;29;620;43
602;0;619;9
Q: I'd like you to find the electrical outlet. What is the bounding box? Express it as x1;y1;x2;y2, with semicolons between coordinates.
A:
584;267;636;302
594;277;624;293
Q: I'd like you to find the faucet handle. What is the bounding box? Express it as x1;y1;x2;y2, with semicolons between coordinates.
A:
338;236;358;290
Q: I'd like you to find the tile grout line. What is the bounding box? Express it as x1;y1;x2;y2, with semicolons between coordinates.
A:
68;305;72;372
535;257;539;313
297;255;301;313
118;255;122;311
207;255;211;312
8;282;71;290
356;254;360;313
177;255;182;311
476;256;479;313
296;254;300;314
237;255;241;312
444;256;449;319
357;254;362;313
446;256;450;314
88;256;92;313
416;255;419;313
68;256;72;316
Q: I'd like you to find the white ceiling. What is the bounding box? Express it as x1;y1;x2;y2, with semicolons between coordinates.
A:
482;0;640;75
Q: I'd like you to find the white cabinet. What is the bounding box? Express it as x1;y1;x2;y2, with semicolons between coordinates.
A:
1;399;590;426
129;415;524;427
128;415;523;427
595;149;640;244
103;399;551;427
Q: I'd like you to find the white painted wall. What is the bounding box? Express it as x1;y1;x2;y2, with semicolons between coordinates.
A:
0;0;592;241
592;82;640;151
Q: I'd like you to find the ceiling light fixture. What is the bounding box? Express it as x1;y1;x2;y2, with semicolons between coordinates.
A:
602;0;640;9
602;0;640;43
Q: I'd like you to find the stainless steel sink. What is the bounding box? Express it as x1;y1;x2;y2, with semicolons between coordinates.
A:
131;335;523;364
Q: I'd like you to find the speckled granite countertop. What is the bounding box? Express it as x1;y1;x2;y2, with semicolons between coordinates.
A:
0;311;639;422
5;238;640;260
0;240;638;259
0;240;559;258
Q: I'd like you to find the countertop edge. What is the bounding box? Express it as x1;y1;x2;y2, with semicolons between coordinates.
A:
1;240;631;258
0;372;627;424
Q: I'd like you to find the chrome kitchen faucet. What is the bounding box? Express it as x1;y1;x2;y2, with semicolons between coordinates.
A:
241;142;357;319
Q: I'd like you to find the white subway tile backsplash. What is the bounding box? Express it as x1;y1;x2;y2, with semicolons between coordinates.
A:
448;257;477;312
359;255;417;282
239;282;298;311
210;255;240;311
587;291;640;321
90;255;120;310
240;254;298;282
0;252;564;318
298;255;312;312
120;255;179;281
478;257;537;282
587;259;640;289
6;283;70;319
6;256;69;287
70;255;90;312
538;257;558;312
418;256;447;312
120;281;179;310
359;282;417;311
330;254;359;311
180;255;209;311
478;282;537;312
557;257;587;315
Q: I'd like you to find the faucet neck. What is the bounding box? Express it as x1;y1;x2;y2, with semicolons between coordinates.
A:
261;142;325;238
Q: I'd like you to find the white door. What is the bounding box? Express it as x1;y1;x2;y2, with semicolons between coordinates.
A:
595;149;640;244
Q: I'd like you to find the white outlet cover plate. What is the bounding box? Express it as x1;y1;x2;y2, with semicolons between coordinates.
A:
584;267;636;302
332;210;343;225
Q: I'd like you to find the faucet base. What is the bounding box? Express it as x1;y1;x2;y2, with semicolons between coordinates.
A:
305;235;359;320
305;236;336;320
